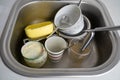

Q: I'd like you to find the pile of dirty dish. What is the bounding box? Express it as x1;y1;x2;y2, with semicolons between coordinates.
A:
21;5;93;68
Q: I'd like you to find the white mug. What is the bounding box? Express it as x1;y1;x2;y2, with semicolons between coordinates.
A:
54;5;84;35
45;36;67;62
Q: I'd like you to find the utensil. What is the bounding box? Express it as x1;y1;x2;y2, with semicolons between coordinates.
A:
47;16;72;38
47;28;58;38
84;25;120;32
62;32;94;52
65;32;94;53
78;0;82;6
80;32;94;51
81;25;120;51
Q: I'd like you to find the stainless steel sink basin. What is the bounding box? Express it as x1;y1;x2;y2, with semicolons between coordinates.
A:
0;0;120;77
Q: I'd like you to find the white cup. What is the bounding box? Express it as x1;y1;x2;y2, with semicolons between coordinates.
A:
45;36;67;62
54;5;84;35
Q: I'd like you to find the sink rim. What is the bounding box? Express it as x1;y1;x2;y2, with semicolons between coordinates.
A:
0;0;120;77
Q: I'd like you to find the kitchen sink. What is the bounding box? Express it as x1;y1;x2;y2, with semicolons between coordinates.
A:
0;0;120;77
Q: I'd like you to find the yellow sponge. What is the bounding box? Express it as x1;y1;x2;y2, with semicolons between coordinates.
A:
25;21;54;39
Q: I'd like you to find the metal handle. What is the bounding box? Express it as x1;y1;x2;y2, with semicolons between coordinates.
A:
80;32;95;51
84;25;120;32
78;0;82;6
47;28;58;38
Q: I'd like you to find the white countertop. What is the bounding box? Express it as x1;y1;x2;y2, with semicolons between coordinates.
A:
0;0;120;80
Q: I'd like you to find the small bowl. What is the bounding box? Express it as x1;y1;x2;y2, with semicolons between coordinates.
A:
21;41;47;68
57;15;91;40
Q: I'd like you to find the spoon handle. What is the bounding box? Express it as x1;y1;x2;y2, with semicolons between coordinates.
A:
78;0;82;6
47;28;58;38
84;25;120;32
80;32;95;51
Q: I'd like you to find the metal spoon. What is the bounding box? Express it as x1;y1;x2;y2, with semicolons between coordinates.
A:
83;25;120;32
78;0;82;6
80;32;95;51
80;25;120;52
